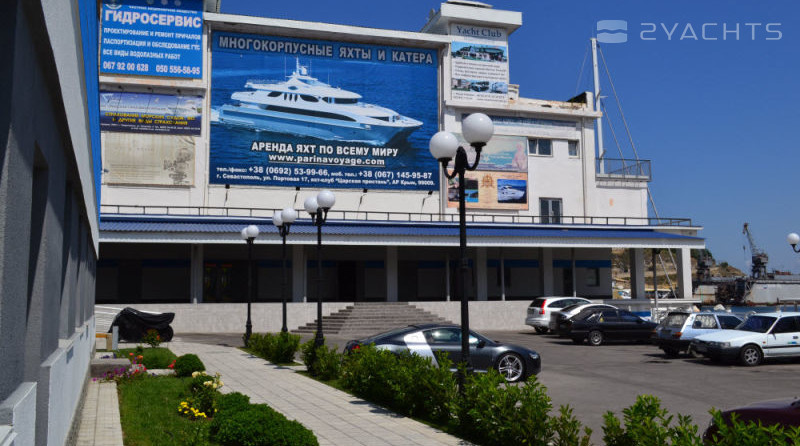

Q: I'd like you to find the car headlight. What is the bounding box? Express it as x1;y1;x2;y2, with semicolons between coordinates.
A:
529;352;540;360
709;341;731;348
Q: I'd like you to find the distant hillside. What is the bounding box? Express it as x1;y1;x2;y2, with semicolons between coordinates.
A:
611;248;744;290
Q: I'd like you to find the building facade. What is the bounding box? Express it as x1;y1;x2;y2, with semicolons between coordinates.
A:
0;1;99;444
95;1;703;332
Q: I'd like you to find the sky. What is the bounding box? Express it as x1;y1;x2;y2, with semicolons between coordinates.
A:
218;0;800;274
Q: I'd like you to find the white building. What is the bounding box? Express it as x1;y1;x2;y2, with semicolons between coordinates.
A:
96;1;703;332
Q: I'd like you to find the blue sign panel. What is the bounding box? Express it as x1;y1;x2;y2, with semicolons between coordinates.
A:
100;0;203;78
100;91;202;135
209;32;439;191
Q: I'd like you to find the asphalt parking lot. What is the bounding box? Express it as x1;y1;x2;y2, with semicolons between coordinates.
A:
481;329;800;437
179;330;800;439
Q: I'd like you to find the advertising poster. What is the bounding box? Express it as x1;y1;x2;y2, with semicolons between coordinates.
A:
100;91;202;135
209;32;439;191
102;133;195;186
449;23;509;105
100;0;203;78
447;135;528;210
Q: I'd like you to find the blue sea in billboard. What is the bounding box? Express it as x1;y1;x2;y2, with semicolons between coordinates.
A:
209;34;439;191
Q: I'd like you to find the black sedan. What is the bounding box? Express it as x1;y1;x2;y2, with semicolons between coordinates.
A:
344;324;541;382
568;308;657;346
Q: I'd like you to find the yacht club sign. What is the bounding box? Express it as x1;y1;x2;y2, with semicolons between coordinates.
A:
208;32;439;191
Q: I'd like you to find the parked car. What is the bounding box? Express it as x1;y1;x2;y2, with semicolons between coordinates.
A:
703;396;800;442
654;311;743;357
550;303;618;335
525;296;592;334
568;308;658;346
691;312;800;366
344;324;541;382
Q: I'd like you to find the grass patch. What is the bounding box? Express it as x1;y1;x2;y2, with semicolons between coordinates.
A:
116;347;177;369
118;376;218;446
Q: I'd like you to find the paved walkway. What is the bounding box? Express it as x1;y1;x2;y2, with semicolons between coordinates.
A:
169;338;468;446
74;381;124;446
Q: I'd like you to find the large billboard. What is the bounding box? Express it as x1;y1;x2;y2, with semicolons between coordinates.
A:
100;91;202;135
100;0;203;79
449;24;509;105
209;32;439;190
446;134;529;210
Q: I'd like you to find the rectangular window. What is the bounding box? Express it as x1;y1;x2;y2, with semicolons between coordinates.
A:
568;140;579;157
586;267;599;286
528;138;553;156
539;198;562;224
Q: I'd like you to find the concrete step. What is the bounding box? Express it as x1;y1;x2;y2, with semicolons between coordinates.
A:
291;302;453;335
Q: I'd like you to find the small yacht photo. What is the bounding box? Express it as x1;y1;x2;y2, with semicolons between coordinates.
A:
211;59;423;145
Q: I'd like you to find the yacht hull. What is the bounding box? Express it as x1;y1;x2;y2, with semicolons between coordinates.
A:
214;105;418;145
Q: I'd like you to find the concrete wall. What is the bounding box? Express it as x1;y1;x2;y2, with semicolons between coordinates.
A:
0;1;98;444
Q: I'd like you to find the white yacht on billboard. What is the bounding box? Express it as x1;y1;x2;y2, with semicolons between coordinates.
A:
211;59;423;145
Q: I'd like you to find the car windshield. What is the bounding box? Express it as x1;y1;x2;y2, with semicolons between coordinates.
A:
737;315;776;333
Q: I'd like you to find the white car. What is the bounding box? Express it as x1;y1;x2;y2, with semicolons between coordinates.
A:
525;297;592;334
691;312;800;366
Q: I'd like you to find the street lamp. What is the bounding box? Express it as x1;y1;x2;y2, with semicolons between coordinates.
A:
429;113;493;392
787;233;800;252
240;224;260;346
304;190;336;347
273;207;298;333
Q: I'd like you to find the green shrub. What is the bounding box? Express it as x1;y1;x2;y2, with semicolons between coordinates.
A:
248;332;301;364
183;372;222;417
210;404;318;446
174;353;205;377
300;337;320;375
602;395;701;446
217;392;251;414
312;344;342;380
707;409;800;445
340;344;456;423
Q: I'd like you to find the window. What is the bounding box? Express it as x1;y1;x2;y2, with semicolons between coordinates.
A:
540;198;562;224
693;314;718;329
528;138;552;156
586;268;600;286
771;316;799;334
568;140;579;157
599;310;620;323
719;316;742;329
619;311;641;323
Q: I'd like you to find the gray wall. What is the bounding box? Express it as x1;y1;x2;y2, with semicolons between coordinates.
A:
0;1;98;444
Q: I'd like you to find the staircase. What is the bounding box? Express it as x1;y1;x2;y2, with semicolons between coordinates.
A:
293;302;453;336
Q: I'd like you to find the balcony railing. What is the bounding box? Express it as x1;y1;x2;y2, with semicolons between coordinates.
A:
100;205;693;227
596;158;651;181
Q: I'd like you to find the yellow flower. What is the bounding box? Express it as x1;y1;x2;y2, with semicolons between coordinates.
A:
192;371;200;378
218;381;224;387
203;381;213;386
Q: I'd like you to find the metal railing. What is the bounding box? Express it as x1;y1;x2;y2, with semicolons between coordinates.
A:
596;158;651;181
100;204;694;227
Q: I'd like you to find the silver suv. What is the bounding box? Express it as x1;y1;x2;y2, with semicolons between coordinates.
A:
526;296;591;334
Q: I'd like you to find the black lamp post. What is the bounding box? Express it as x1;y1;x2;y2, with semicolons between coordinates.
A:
240;224;260;346
788;233;800;252
428;113;494;393
304;190;336;348
272;208;298;333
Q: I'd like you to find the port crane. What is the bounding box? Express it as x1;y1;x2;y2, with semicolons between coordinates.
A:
743;223;769;279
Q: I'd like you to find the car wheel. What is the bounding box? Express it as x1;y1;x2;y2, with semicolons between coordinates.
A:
496;353;525;383
534;327;549;334
739;345;762;366
663;347;680;358
588;330;603;346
